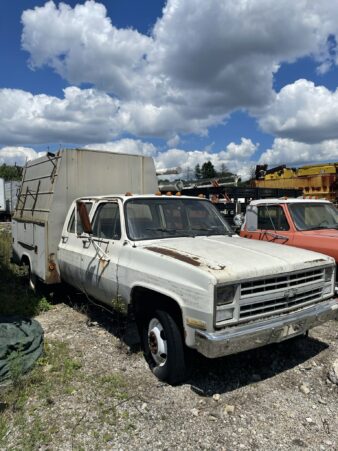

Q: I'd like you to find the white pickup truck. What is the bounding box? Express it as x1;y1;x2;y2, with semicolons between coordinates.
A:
13;149;338;384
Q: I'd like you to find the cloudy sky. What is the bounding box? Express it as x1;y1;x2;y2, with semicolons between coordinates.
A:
1;0;338;179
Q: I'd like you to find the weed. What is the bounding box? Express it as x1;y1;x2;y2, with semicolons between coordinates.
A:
0;416;7;443
0;229;52;317
100;373;128;400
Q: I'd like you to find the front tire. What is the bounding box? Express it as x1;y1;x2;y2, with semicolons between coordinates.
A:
142;309;188;385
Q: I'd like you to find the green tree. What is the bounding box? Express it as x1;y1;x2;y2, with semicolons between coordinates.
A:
201;161;216;179
194;164;202;180
0;164;22;181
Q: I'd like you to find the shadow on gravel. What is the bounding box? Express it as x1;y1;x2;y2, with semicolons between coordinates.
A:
54;287;141;350
54;287;329;394
187;335;328;396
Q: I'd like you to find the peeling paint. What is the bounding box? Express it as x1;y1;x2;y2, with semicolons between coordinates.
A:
145;246;201;266
207;263;226;270
304;259;326;264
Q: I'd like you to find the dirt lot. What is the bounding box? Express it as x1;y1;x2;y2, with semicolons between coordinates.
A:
2;299;337;451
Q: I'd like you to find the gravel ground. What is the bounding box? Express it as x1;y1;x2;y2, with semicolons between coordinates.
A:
26;301;338;451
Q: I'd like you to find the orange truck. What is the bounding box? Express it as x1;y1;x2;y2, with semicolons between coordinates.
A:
240;198;338;274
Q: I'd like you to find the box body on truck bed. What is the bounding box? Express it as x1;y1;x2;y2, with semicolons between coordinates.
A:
12;148;157;286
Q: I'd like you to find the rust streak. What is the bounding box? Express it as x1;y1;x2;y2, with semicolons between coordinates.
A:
145;247;201;266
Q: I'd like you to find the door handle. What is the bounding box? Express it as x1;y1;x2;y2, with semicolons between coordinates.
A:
82;239;90;248
61;236;68;243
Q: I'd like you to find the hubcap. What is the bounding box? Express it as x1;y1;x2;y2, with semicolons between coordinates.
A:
148;318;167;366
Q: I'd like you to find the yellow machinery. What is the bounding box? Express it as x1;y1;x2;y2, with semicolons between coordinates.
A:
255;163;338;201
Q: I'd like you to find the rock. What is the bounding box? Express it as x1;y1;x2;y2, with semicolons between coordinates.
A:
299;383;310;395
213;394;221;401
42;364;53;373
223;404;235;415
190;408;199;417
318;398;327;405
208;414;217;421
306;417;314;424
327;359;338;384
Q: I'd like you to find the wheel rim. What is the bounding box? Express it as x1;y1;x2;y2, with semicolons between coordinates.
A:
28;265;36;292
148;318;168;367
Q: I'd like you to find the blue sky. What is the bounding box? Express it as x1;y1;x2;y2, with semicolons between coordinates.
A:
1;0;338;179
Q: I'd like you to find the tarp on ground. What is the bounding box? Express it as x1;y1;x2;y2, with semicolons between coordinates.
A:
0;316;44;382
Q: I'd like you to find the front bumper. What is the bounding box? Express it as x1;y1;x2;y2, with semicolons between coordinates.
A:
195;298;338;358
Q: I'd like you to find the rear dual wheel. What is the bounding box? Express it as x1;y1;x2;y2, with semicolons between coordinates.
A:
22;260;39;294
142;309;188;385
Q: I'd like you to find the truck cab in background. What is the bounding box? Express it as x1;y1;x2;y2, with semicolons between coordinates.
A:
240;198;338;271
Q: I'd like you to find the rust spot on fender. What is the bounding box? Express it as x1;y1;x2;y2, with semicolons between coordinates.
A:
99;258;109;271
145;246;201;266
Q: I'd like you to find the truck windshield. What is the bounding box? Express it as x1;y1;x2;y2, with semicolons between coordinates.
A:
289;202;338;231
125;198;233;240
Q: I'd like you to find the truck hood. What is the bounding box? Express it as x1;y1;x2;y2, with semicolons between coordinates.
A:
300;228;338;239
141;235;333;283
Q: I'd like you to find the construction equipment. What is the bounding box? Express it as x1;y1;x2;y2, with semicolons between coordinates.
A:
255;163;338;202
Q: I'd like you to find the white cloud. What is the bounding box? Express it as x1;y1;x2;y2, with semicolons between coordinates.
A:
155;138;258;180
166;135;180;147
0;146;44;165
19;0;338;140
259;138;338;166
0;87;123;145
220;138;258;160
21;1;152;98
258;80;338;143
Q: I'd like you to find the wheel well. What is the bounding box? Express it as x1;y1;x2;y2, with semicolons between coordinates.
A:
21;255;30;268
131;287;183;329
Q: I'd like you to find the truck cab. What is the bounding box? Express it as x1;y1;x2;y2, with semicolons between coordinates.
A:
240;198;338;267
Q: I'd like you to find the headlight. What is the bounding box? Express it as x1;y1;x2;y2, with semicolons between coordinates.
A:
215;285;236;324
325;266;334;282
216;285;235;306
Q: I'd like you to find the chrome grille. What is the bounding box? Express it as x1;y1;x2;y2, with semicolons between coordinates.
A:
241;268;324;298
239;287;322;319
239;268;326;322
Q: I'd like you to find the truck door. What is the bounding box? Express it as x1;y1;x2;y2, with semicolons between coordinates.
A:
80;200;122;305
58;202;93;291
243;204;293;245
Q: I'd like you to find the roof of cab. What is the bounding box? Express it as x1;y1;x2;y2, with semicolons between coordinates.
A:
249;198;331;205
75;194;208;202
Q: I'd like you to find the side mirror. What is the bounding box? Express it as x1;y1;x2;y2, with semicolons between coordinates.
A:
77;201;93;235
233;213;244;228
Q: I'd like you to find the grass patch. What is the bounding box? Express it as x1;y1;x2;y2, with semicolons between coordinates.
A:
0;340;83;450
0;228;51;317
0;338;133;450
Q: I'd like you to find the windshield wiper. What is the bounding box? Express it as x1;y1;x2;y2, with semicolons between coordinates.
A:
146;227;177;234
146;227;193;236
191;227;232;236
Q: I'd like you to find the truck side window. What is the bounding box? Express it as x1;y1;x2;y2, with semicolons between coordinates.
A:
92;202;121;240
257;205;290;231
68;202;92;234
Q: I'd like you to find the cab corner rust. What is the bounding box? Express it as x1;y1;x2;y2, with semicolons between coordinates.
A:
145;246;201;266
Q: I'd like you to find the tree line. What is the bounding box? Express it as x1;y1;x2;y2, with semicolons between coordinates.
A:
0;164;23;181
194;161;233;180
